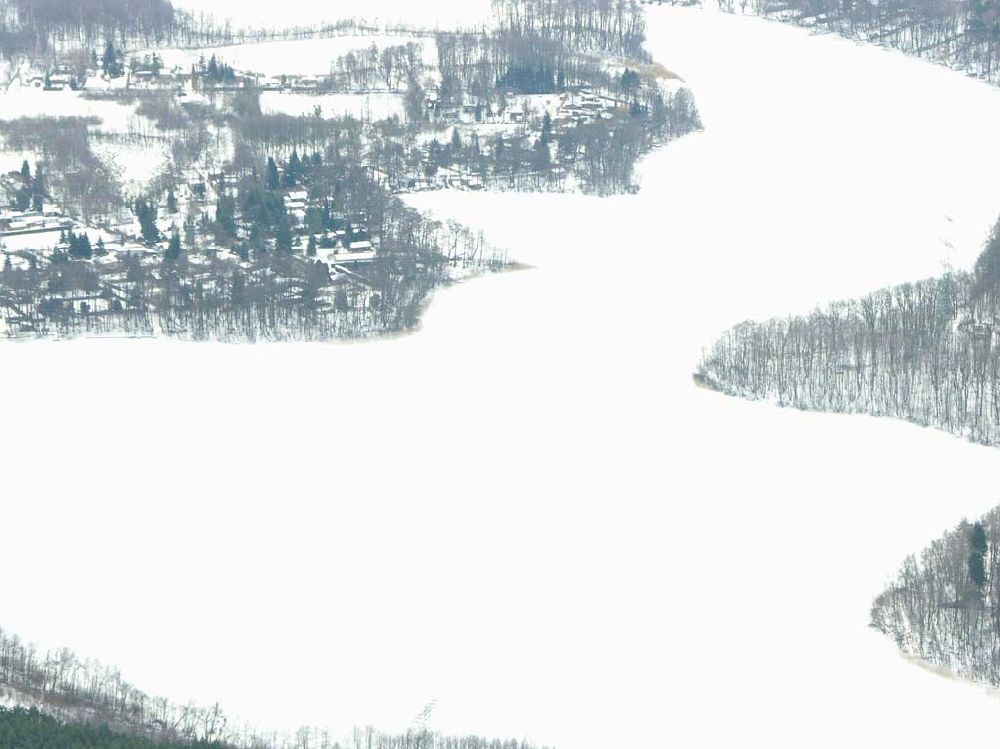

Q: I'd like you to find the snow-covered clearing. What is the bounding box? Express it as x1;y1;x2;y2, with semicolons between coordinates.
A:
7;6;1000;749
0;88;168;200
147;35;436;78
260;91;405;120
169;0;492;29
92;139;170;195
0;88;137;131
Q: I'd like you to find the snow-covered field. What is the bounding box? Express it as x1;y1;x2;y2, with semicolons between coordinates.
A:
8;6;1000;749
260;91;405;120
92;139;170;195
148;35;436;78
0;86;170;191
0;88;137;131
170;0;492;29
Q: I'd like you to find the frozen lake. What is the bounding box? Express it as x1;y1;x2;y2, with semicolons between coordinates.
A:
7;6;1000;749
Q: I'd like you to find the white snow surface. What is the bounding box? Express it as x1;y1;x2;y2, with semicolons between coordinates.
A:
169;0;493;29
147;35;435;78
260;91;405;121
0;88;138;132
7;6;1000;749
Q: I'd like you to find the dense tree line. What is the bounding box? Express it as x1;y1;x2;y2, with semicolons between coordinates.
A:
0;0;260;59
326;43;425;92
0;708;229;749
0;141;505;341
0;117;124;222
408;86;699;195
699;221;1000;447
871;507;1000;686
492;0;649;60
0;629;550;749
648;0;1000;82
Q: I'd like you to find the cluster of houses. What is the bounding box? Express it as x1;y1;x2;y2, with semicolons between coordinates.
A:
0;206;72;237
423;86;622;128
23;66;78;91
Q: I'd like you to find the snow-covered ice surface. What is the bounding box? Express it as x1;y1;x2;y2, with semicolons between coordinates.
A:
8;6;1000;749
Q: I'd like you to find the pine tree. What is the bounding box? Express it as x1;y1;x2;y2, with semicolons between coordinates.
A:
970;522;989;588
532;138;551;173
19;160;30;181
284;149;301;187
307;234;317;257
540;112;553;146
69;232;92;259
216;193;236;235
266;157;280;190
165;227;182;260
973;522;988;555
620;68;641;99
103;40;122;78
275;216;293;255
167;186;177;213
134;199;159;244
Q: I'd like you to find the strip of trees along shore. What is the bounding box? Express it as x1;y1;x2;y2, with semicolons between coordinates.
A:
700;219;1000;448
0;628;549;749
647;0;1000;83
871;506;1000;687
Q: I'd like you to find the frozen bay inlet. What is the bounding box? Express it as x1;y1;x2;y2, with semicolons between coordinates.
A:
7;4;1000;748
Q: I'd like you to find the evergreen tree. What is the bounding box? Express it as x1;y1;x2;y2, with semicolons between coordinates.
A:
167;186;177;213
970;522;989;588
540;112;553;146
532;138;551;173
103;40;123;78
970;551;987;588
275;215;293;255
165;227;182;260
14;188;30;211
284;149;301;187
215;193;237;235
620;68;641;98
69;231;92;259
19;159;30;181
307;234;317;257
134;198;159;244
266;157;280;190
